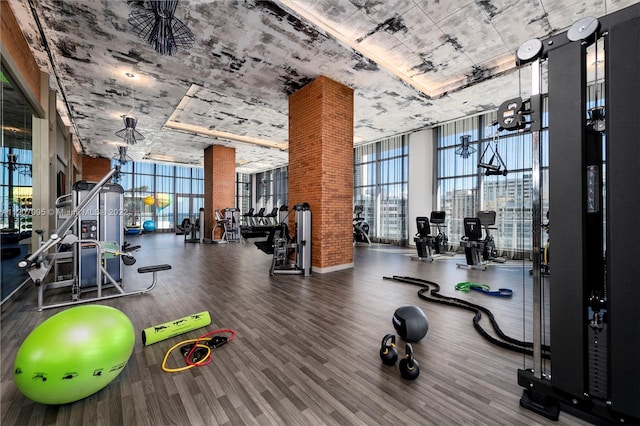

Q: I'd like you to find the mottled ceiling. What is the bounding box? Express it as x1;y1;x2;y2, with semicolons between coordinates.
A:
8;0;638;173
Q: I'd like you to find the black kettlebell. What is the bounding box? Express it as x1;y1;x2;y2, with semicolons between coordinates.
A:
398;343;420;380
379;334;398;366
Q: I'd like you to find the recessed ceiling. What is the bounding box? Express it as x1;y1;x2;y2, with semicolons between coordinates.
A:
8;0;638;173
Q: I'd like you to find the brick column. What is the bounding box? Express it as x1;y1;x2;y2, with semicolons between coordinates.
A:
204;145;236;238
81;156;111;182
289;76;354;273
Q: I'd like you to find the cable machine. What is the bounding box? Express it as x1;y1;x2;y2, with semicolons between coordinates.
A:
514;4;640;424
270;203;311;276
17;167;170;311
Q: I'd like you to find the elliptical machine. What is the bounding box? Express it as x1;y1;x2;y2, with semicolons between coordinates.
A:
353;205;371;245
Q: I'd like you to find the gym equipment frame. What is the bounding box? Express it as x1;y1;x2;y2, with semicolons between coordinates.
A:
17;167;170;311
253;203;312;276
270;203;311;276
515;4;640;424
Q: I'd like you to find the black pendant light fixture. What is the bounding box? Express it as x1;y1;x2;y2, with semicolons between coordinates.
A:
128;0;195;56
455;134;476;159
113;145;133;165
115;115;145;145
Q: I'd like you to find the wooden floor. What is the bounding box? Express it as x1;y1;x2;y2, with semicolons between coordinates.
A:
1;233;589;426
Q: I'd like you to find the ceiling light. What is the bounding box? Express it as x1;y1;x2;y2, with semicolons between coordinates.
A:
125;72;136;78
1;125;31;134
106;140;129;147
143;152;200;165
163;121;288;151
115;116;145;145
112;145;133;165
455;135;476;159
128;0;195;56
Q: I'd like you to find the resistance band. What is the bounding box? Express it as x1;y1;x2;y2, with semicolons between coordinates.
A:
384;275;549;358
162;328;236;373
455;282;513;298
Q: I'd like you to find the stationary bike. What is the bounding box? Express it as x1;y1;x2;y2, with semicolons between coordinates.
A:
353;205;371;245
429;211;450;255
457;210;505;270
477;210;499;261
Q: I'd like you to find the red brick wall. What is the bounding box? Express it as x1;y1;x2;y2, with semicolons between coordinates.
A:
81;155;111;182
289;76;354;270
204;145;236;238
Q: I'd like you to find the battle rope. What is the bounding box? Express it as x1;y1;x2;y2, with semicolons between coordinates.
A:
455;281;513;298
383;276;550;358
162;328;236;373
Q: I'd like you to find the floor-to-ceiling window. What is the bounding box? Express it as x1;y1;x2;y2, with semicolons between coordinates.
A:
436;103;550;255
354;135;408;244
132;162;156;228
236;173;251;215
154;164;175;230
255;166;288;214
174;165;204;231
437;117;480;241
1;66;34;302
112;161;204;232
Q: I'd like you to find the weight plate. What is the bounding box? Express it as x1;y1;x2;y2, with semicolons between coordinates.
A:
567;16;599;41
516;38;543;61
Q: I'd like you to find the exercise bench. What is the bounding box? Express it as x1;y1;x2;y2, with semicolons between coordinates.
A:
137;264;172;292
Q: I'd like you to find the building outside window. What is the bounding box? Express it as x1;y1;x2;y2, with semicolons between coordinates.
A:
255;166;288;216
111;161;204;232
354;135;408;244
236;173;251;216
436;105;550;256
1;67;34;301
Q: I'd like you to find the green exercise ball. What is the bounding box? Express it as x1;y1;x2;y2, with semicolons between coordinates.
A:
14;305;135;405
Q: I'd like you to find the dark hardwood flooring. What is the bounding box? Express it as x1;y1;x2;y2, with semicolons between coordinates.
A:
1;233;587;425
